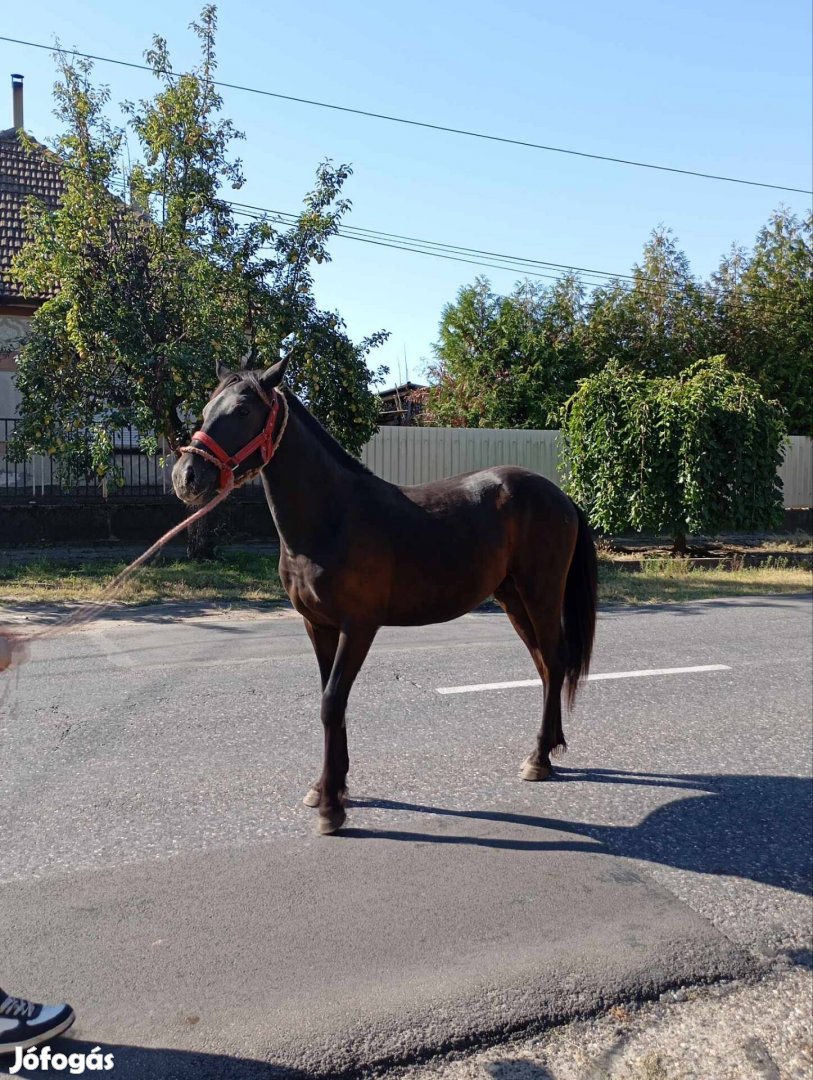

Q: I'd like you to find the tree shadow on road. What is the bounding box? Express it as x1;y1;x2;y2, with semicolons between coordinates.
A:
466;594;811;619
598;592;813;617
0;599;290;627
346;768;813;896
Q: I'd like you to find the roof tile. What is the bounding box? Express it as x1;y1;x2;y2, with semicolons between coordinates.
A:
0;128;64;302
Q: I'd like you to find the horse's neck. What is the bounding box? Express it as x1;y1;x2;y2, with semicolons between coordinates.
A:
260;400;348;552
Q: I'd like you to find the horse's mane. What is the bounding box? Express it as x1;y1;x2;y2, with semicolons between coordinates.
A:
283;389;373;476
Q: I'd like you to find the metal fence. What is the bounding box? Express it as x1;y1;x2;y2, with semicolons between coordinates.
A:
360;425;562;486
362;426;812;508
0;418;177;499
780;435;813;508
2;417;811;507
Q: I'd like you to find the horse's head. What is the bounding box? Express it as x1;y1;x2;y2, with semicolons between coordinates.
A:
172;350;290;506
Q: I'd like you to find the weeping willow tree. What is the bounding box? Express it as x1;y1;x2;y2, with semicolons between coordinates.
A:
562;357;786;552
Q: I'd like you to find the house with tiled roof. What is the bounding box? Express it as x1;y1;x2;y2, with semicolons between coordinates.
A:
0;74;64;420
377;381;427;426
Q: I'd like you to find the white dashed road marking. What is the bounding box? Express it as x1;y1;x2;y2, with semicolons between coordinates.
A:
436;663;731;695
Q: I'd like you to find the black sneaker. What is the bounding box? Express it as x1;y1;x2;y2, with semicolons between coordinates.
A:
0;991;75;1052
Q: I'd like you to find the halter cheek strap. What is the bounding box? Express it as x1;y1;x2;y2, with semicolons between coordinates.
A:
179;376;288;490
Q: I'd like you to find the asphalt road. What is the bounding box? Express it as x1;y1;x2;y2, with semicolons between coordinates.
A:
1;594;811;1077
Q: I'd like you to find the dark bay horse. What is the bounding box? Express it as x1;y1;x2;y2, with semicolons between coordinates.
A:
173;352;597;834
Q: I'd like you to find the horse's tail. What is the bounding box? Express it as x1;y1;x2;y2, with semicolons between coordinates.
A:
563;502;598;708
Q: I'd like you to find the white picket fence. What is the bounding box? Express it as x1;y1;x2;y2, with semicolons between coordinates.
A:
361;427;813;508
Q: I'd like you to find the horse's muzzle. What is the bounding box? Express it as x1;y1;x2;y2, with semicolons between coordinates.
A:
172;452;218;506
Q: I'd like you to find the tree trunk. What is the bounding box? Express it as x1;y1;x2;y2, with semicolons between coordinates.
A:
672;530;688;556
186;503;222;561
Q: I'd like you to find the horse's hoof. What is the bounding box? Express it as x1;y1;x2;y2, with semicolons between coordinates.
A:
519;756;553;781
303;785;348;808
317;808;347;835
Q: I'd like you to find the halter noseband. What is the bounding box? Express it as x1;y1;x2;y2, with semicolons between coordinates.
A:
179;374;288;490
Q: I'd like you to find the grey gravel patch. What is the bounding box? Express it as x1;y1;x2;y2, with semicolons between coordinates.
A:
394;965;813;1080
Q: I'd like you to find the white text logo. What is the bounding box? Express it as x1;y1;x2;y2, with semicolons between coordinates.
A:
9;1044;114;1074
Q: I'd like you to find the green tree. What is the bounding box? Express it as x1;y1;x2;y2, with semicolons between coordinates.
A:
424;277;502;426
426;215;809;435
710;209;812;435
583;227;712;378
562;357;786;552
256;162;388;453
425;274;586;428
11;6;387;552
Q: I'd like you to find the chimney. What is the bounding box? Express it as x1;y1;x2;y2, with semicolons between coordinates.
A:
12;73;23;130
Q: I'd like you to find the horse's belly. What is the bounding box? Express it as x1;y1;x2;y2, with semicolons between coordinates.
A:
281;528;510;628
383;596;488;626
382;556;505;626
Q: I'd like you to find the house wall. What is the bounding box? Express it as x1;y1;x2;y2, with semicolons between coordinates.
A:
0;312;29;417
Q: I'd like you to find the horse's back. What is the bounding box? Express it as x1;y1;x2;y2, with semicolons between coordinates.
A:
396;464;574;519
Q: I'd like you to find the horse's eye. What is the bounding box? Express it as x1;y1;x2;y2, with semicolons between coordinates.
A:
238;406;250;416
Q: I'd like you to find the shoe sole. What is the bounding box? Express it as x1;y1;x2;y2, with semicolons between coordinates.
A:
0;1009;76;1053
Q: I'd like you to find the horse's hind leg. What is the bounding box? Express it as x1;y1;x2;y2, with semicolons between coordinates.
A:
495;577;567;781
518;579;569;779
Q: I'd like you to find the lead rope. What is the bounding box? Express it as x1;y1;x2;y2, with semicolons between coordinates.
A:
0;388;290;675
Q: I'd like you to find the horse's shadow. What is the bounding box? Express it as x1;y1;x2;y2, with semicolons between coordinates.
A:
345;767;813;896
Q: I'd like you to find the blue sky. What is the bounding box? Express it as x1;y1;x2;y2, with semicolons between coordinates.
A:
1;0;811;386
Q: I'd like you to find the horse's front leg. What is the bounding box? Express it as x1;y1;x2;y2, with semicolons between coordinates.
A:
315;623;377;835
302;620;340;808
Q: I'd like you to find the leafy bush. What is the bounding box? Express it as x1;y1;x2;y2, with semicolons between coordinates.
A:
562;356;786;549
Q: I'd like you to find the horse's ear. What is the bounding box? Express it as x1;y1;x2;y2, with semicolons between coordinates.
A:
259;335;296;392
216;359;234;382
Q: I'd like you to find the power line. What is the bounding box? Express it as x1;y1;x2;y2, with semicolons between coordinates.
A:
309;231;590;284
2;34;810;196
232;205;626;285
0;178;715;295
227;199;640;283
229;201;701;296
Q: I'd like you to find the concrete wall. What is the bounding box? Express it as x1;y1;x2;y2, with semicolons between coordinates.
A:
0;495;276;547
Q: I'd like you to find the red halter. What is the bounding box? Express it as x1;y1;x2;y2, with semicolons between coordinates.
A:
179;375;284;490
